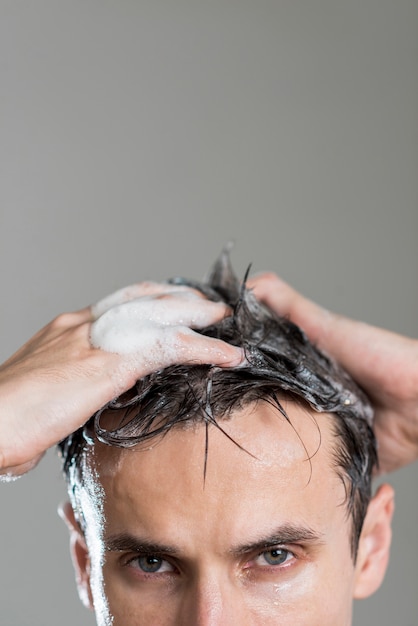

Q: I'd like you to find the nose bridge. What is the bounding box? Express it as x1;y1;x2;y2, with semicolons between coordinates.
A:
180;568;250;626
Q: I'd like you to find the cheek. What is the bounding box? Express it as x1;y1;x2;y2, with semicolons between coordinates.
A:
240;561;354;625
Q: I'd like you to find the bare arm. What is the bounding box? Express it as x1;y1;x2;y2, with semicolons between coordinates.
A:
249;272;418;474
0;283;243;479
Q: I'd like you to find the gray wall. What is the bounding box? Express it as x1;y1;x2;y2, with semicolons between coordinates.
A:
1;2;417;624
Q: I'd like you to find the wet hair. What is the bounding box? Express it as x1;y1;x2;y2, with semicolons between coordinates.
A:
59;249;377;558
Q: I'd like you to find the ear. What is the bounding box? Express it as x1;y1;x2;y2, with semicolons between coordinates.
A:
353;483;395;599
59;501;94;610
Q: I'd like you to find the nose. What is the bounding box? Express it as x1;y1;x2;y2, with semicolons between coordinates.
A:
179;575;251;626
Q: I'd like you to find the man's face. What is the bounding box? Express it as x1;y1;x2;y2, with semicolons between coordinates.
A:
68;400;393;626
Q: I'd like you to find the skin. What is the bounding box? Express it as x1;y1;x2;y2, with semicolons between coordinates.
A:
63;400;394;626
248;272;418;473
0;283;243;478
1;274;418;479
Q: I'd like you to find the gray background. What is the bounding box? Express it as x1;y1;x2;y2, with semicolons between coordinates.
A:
0;1;417;624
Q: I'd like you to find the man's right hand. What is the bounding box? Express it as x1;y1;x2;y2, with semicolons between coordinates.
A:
0;283;243;479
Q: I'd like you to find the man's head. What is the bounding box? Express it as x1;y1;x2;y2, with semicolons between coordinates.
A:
59;252;394;625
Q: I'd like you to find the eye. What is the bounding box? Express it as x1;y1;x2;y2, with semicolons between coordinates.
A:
255;548;294;567
128;555;174;574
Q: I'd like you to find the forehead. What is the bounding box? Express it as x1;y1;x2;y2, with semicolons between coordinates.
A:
85;401;348;544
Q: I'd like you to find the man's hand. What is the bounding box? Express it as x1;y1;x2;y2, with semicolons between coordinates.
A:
248;272;418;474
0;283;243;478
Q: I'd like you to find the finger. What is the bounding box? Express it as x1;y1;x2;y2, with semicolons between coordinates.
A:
137;295;231;328
91;282;205;319
168;328;245;368
118;326;245;376
90;296;232;354
248;272;330;345
248;272;302;318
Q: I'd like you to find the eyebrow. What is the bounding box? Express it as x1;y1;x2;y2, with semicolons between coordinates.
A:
105;534;179;555
229;524;325;556
104;524;324;557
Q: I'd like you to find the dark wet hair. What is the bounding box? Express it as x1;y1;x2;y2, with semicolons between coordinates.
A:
59;250;377;558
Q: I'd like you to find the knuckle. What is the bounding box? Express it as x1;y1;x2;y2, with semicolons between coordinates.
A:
138;281;161;292
172;326;194;341
49;312;78;329
257;271;280;284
